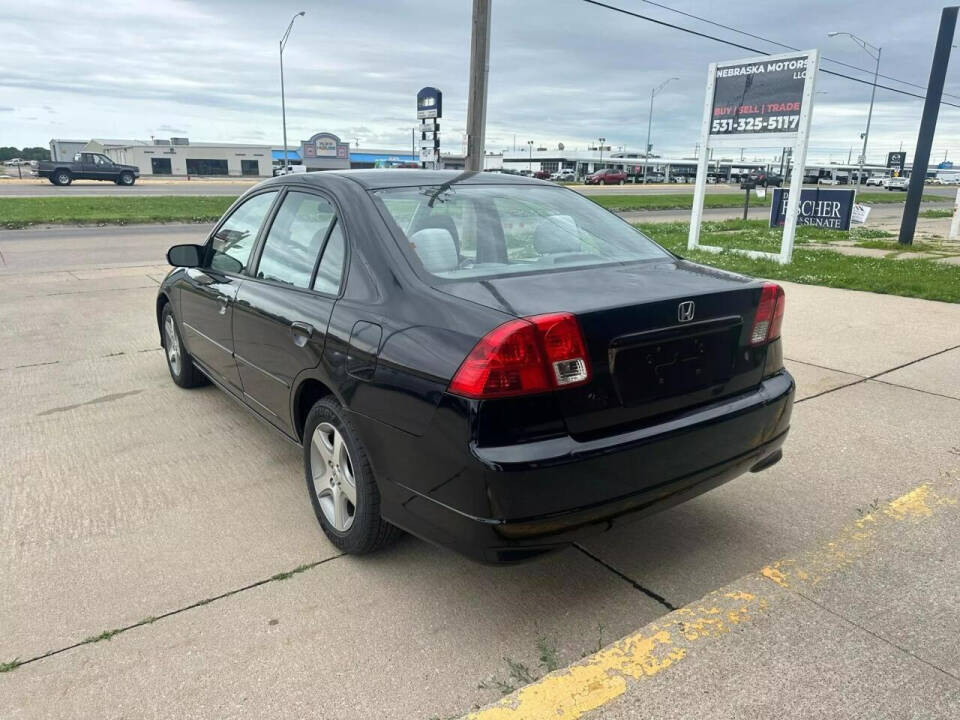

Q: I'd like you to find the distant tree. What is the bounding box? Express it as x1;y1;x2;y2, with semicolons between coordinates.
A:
0;146;50;161
20;147;50;161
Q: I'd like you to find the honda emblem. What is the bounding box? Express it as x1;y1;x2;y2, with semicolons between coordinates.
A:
677;300;695;322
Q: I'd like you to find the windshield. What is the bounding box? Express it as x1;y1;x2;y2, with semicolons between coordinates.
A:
373;184;670;281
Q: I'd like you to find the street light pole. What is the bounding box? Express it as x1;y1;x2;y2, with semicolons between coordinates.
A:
280;11;306;173
828;32;880;189
527;140;534;172
643;77;678;185
598;137;605;170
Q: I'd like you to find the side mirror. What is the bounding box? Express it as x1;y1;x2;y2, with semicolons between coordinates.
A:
167;243;203;268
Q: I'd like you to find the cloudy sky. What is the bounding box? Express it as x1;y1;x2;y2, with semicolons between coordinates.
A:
2;0;960;164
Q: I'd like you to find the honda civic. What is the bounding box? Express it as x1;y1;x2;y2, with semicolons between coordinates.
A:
158;170;793;563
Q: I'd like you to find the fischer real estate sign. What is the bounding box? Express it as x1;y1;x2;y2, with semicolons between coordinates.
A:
770;188;855;230
710;55;810;136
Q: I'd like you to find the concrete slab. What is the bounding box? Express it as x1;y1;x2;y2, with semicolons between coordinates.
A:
779;280;960;376
467;478;960;720
548;576;960;720
783;358;861;400
877;346;960;400
581;380;960;609
0;542;665;720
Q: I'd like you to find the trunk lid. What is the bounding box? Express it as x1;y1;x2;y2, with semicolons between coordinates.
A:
438;259;769;438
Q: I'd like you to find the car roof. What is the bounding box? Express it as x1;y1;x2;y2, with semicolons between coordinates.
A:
266;169;548;191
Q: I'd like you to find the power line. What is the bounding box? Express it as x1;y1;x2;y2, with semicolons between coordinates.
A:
581;0;960;110
637;0;960;100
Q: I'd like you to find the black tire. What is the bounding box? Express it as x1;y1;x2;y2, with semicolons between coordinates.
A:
160;304;206;388
303;396;401;554
52;170;72;186
118;172;135;186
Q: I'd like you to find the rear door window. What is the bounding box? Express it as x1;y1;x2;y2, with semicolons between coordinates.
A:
208;191;278;274
254;191;336;288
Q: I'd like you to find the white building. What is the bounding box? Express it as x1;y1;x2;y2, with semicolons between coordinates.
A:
103;139;272;177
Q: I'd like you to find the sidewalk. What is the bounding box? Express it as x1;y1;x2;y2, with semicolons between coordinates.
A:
465;478;960;719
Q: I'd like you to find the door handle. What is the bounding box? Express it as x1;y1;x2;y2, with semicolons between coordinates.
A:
290;322;314;347
217;297;229;315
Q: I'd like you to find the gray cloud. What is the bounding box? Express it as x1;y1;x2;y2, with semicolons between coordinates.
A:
0;0;958;163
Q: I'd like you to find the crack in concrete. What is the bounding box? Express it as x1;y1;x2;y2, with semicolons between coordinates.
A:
794;343;960;405
37;389;143;416
573;543;677;611
0;554;345;673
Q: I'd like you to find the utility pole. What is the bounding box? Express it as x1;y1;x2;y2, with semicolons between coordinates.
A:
598;137;605;169
464;0;491;172
900;6;958;245
279;11;306;173
527;140;534;172
411;128;415;163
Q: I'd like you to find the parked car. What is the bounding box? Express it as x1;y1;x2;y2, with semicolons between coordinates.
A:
550;169;576;182
584;168;628;185
532;170;552;180
37;152;140;186
743;171;783;188
886;177;909;191
3;158;27;166
865;176;887;186
273;164;307;176
158;170;794;563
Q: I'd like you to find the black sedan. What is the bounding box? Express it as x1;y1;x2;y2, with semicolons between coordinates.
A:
158;170;793;563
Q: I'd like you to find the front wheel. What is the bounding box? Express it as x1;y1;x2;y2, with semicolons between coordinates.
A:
161;304;206;388
118;172;135;186
304;397;401;554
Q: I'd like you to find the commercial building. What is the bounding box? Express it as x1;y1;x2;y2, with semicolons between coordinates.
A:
105;139;272;177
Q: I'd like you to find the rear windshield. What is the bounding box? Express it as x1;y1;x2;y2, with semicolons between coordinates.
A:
373;184;670;280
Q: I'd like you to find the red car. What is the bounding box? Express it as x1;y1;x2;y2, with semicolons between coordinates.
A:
585;169;627;185
532;170;552;180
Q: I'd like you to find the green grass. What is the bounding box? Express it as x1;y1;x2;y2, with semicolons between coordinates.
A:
0;195;236;229
590;190;944;213
636;219;960;303
918;208;953;219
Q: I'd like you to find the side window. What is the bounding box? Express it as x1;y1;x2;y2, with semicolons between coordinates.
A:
313;220;345;295
208;191;277;274
255;191;336;288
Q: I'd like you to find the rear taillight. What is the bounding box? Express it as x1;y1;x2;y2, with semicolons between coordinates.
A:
750;282;785;346
448;312;591;399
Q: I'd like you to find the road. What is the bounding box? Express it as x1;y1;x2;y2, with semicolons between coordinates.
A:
1;224;958;718
5;174;956;199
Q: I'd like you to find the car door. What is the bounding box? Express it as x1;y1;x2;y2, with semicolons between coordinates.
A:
78;153;99;179
232;189;346;433
179;190;279;394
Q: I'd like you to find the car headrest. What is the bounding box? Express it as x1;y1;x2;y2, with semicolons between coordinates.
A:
409;228;459;274
534;215;580;254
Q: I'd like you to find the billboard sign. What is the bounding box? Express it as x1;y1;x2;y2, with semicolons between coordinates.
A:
301;132;350;162
770;188;855;230
887;151;907;172
710;55;810;136
417;87;443;119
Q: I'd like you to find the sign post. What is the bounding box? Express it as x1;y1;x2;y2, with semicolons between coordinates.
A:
417;87;442;169
688;49;819;264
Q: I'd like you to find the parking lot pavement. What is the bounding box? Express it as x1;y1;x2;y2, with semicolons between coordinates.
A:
2;225;959;718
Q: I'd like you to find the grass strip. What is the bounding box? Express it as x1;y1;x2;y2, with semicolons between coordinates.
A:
590;190;944;212
636;219;960;304
0;196;236;229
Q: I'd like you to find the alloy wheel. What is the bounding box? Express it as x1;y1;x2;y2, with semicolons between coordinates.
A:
164;314;181;376
310;422;357;532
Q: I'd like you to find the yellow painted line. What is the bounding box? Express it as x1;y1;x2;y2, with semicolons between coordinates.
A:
464;478;958;720
761;480;958;590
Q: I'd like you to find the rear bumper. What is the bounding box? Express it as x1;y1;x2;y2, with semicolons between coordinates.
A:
356;370;794;563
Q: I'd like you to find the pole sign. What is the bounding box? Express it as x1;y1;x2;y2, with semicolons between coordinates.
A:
689;50;819;264
887;151;907;174
769;188;855;230
417;87;442;169
710;56;808;135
